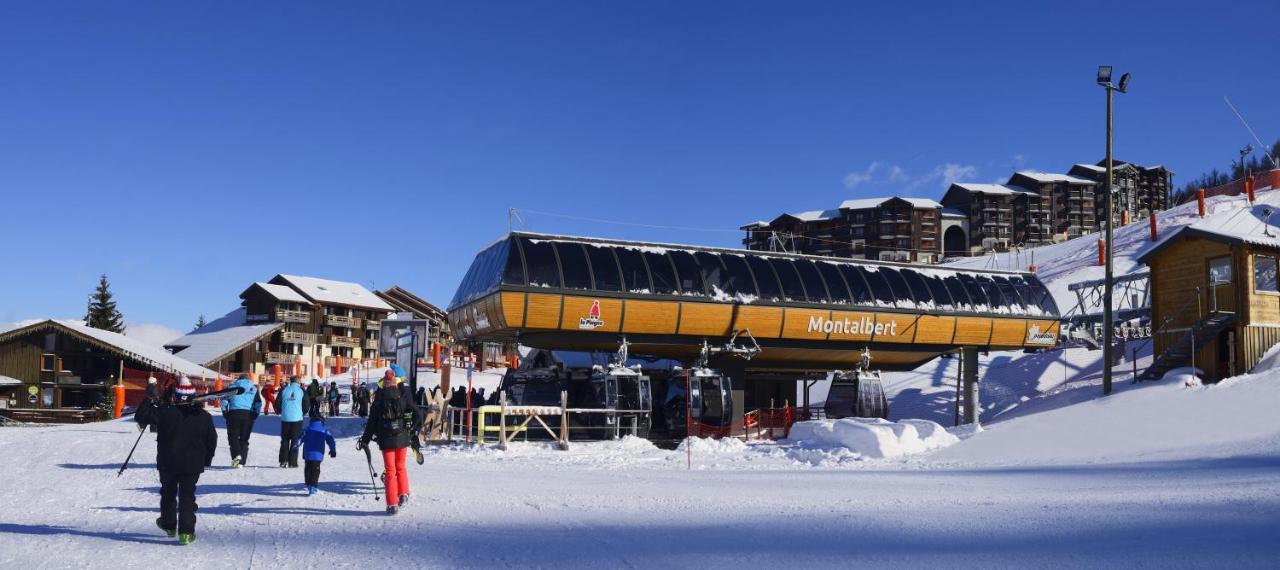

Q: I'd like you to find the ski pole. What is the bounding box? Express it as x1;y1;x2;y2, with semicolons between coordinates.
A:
117;427;147;477
363;444;381;500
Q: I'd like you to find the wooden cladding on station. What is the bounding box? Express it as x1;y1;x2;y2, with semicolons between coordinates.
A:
455;291;1060;350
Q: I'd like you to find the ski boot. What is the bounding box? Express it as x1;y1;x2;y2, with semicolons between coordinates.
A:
386;505;398;516
156;518;176;538
307;485;317;496
412;446;424;465
178;533;195;546
280;462;287;468
398;494;409;508
231;457;242;469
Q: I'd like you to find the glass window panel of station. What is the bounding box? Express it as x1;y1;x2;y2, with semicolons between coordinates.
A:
816;261;852;304
958;274;990;309
899;269;934;309
992;276;1027;313
859;267;896;307
838;265;874;306
1007;276;1043;315
770;258;807;302
694;252;729;299
616;248;652;293
521;239;562;288
644;252;680;295
975;275;1007;310
794;259;831;303
721;254;759;299
1023;277;1059;316
475;241;508;296
941;274;974;311
878;268;916;308
554;243;592;290
745;256;783;301
502;239;526;286
669;250;707;296
920;271;954;310
586;245;622;292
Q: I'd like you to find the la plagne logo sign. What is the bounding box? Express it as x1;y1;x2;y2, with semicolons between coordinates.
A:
579;300;605;330
807;315;898;336
1025;324;1056;345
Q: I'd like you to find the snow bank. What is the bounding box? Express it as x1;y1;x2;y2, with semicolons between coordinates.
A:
785;418;957;459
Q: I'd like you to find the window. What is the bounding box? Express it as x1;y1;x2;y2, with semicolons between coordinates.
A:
879;268;916;308
721;254;758;298
521;239;561;288
839;265;874;306
794;260;830;303
746;256;782;301
958;274;990;309
586;246;621;292
1256;255;1279;293
644;252;679;295
900;270;934;308
695;252;728;298
975;276;1007;308
993;276;1026;313
942;274;973;310
502;240;526;286
616;248;651;293
860;267;896;307
669;251;706;296
921;272;954;310
770;259;807;302
1208;256;1232;285
554;243;592;290
817;262;852;304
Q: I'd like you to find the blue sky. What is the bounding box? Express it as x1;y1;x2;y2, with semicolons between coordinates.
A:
1;1;1277;337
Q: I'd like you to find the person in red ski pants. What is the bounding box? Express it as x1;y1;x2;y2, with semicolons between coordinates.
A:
358;373;421;515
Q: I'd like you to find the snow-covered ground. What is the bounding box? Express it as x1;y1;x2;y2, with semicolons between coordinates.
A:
4;369;1279;568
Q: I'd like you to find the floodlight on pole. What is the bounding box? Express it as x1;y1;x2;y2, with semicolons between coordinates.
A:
1097;65;1129;396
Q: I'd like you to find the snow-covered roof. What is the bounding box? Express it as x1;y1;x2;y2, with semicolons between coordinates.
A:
0;320;220;378
783;209;841;222
1137;188;1280;263
0;374;22;386
271;274;394;311
899;197;943;209
942;207;967;218
243;282;312;305
740;220;770;229
1012;171;1097;185
839;197;942;210
164;308;284;367
950;183;1037;196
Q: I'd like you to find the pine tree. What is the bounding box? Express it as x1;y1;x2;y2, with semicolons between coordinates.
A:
84;274;126;333
193;314;206;331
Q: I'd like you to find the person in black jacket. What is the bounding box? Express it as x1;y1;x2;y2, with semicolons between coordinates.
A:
135;376;216;546
358;381;422;515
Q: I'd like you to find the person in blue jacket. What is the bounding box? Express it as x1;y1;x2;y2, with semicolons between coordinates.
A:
277;376;307;468
220;374;261;468
293;415;337;495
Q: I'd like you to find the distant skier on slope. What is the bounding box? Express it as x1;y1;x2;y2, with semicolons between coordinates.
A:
261;381;278;416
294;414;337;495
326;381;340;417
135;377;216;546
278;376;306;468
358;379;422;515
220;374;260;468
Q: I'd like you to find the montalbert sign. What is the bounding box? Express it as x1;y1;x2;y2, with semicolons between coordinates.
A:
807;315;897;336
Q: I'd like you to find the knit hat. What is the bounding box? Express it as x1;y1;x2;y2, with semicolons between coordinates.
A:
147;376;157;385
175;376;196;403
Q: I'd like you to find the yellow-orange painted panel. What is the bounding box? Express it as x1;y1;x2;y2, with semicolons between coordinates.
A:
622;300;679;334
990;319;1027;348
678;303;734;336
524;293;563;330
732;306;784;338
914;315;957;345
501;292;526;329
559;296;622;333
953;317;993;345
873;313;919;343
826;310;877;342
782;308;832;340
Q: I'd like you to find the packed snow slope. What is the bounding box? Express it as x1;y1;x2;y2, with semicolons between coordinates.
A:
3;371;1279;569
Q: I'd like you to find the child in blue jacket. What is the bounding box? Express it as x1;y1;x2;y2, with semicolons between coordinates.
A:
293;416;337;495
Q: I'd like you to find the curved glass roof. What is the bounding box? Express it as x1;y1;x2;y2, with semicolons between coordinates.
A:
448;233;1060;318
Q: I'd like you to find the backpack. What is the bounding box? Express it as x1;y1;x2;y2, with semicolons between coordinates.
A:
379;388;407;435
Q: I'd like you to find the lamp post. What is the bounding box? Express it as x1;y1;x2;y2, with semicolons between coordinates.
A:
1239;144;1253;178
1098;66;1129;396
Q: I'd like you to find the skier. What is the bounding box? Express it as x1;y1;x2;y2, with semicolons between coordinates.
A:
144;376;160;401
135;377;216;546
220;374;260;468
261;381;278;416
294;414;337;495
278;376;306;468
326;381;340;417
306;377;324;417
358;380;421;515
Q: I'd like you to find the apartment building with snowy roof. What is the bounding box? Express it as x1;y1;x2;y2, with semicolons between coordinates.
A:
742;196;948;263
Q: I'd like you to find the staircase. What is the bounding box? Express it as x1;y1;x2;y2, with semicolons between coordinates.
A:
1138;312;1236;380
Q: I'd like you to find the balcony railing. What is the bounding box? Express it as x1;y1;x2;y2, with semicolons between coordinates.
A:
328;335;361;348
363;339;379;350
364;320;380;330
264;352;297;364
279;331;318;345
276;310;311;324
325;315;361;328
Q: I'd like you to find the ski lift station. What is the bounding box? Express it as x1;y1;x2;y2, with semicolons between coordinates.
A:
447;232;1061;438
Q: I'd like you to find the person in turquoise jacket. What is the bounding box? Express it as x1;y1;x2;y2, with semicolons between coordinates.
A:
293;416;337;495
277;377;307;468
220;375;261;468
